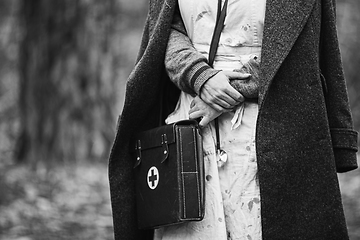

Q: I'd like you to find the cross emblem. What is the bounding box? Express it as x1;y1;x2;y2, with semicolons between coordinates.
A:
147;166;159;189
149;169;157;187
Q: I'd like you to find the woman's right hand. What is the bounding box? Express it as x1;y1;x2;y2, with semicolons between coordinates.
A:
199;71;249;111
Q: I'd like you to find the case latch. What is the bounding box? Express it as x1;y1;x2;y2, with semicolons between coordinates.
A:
134;139;142;168
161;134;169;163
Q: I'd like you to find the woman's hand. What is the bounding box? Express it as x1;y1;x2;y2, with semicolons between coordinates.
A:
199;71;250;111
189;96;222;127
231;57;261;98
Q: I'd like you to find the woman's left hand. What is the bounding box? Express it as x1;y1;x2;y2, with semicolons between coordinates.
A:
189;96;223;127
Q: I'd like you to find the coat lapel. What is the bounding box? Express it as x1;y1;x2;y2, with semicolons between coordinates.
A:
259;0;316;106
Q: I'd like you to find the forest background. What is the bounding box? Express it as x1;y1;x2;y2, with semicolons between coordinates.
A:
0;0;359;239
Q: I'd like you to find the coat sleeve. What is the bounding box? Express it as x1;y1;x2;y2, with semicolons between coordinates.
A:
320;0;358;172
165;5;220;95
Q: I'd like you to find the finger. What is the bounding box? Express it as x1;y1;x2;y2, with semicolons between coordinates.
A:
223;87;245;103
199;116;211;127
211;103;234;113
201;93;231;111
223;71;251;80
200;75;244;107
189;105;198;115
201;89;238;109
208;78;245;103
189;110;204;120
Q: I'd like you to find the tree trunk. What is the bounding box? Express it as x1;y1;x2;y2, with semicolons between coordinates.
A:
16;0;122;164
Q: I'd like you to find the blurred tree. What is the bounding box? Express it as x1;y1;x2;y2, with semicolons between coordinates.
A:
0;0;20;161
13;0;357;166
15;0;128;164
337;0;360;132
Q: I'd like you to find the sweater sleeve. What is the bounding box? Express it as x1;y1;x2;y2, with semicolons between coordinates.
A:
320;0;358;172
165;5;220;95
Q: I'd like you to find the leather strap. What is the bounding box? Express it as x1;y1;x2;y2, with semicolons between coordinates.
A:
208;0;228;67
208;0;228;153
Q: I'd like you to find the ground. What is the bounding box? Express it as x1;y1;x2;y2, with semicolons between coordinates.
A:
0;158;359;240
0;162;114;240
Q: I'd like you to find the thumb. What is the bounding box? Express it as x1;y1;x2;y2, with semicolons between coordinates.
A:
224;71;251;80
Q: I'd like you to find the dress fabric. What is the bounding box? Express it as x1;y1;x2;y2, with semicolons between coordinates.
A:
155;0;266;239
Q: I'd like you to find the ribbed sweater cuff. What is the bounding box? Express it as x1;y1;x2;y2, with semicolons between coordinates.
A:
187;62;220;95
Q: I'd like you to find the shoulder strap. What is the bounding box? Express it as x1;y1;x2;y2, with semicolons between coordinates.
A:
208;0;228;67
208;0;228;155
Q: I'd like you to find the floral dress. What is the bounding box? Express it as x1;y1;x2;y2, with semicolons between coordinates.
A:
154;0;266;239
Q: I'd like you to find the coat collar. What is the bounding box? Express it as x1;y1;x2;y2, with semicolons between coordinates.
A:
259;0;316;106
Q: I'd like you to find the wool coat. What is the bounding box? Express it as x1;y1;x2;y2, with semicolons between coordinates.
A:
109;0;358;239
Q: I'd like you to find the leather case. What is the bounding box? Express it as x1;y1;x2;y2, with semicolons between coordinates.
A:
132;120;205;229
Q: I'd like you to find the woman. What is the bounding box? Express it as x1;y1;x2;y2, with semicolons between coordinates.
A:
109;0;358;239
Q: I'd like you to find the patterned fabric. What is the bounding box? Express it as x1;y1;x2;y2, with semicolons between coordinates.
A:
154;0;266;239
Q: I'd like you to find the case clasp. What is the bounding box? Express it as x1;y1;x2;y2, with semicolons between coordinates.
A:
161;134;169;163
134;139;142;168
